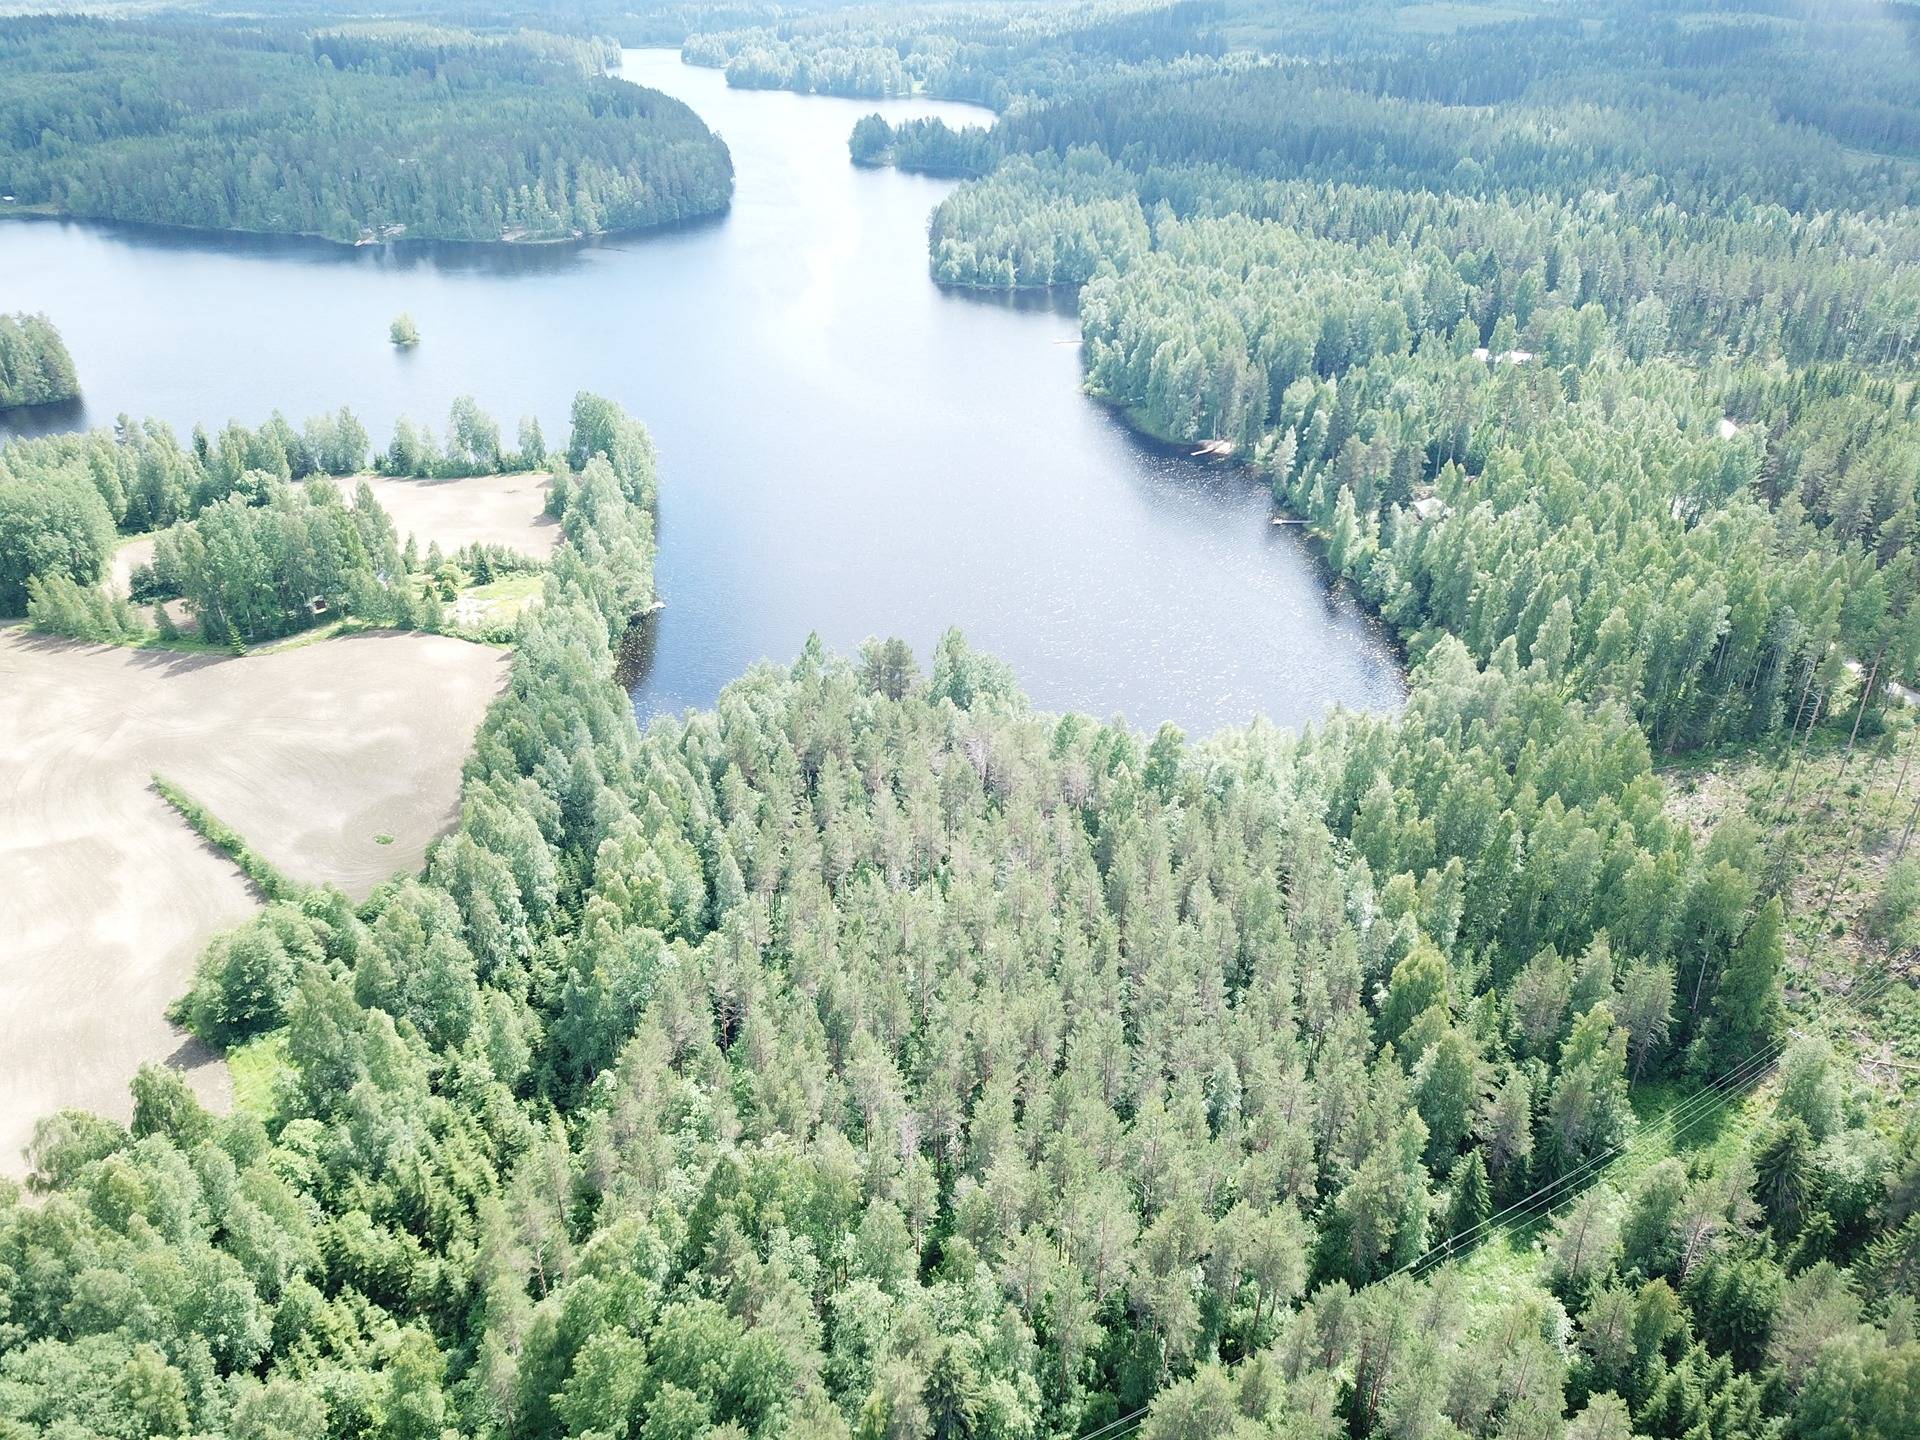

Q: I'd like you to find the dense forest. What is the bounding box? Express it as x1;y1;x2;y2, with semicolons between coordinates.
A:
684;0;1231;105
0;312;80;410
905;2;1920;728
35;0;794;47
0;16;734;242
6;3;1920;1440
848;115;995;175
7;491;1917;1439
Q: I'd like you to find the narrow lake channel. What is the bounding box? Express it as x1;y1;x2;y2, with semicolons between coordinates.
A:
0;49;1405;733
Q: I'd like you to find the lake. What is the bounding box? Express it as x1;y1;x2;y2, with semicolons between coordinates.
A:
0;49;1404;734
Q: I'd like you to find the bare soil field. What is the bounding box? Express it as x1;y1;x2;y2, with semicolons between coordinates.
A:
0;626;506;1174
341;471;558;559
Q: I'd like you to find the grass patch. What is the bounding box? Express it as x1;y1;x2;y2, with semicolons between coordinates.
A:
1435;1075;1771;1318
449;570;544;641
226;1032;290;1122
152;774;301;901
130;630;228;655
249;618;354;654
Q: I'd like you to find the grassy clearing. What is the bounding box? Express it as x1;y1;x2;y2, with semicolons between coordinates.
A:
450;570;544;639
1444;1077;1772;1319
226;1032;290;1122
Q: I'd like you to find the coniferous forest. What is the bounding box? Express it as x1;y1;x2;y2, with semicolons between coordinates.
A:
4;4;1920;1440
0;16;734;243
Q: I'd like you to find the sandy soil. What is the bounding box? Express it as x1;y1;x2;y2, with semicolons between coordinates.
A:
108;536;155;598
0;626;507;1175
339;471;558;560
105;536;195;631
108;471;553;610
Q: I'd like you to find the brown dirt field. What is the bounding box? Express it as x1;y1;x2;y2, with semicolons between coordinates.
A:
0;625;507;1175
337;471;558;559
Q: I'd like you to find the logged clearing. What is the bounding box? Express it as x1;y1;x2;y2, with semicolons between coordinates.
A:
0;625;506;1174
1662;717;1920;1101
343;471;558;559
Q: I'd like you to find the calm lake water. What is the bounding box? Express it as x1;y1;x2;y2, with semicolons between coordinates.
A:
0;50;1403;733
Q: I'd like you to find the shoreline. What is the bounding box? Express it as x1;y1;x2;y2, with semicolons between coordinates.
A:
0;203;734;254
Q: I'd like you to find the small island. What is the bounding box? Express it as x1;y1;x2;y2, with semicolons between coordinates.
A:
846;113;992;176
389;312;421;349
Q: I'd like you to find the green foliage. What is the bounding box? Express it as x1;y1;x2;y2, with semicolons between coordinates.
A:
25;571;141;643
0;15;733;243
389;313;420;348
931;151;1147;287
846;113;993;175
1695;897;1786;1075
0;463;114;613
848;113;893;164
151;478;413;643
3;356;1910;1440
1866;859;1920;954
684;0;1225;107
14;5;1920;1438
0;311;80;408
129;1063;215;1148
152;775;301;902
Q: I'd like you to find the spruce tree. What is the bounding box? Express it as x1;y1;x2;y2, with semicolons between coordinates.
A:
1446;1150;1491;1243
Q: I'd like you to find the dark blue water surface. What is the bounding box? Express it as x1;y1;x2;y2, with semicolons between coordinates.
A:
0;51;1403;733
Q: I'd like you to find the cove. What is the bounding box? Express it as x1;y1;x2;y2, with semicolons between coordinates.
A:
0;50;1404;734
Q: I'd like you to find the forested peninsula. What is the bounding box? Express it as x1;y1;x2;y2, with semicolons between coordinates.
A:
1;394;565;644
0;312;79;410
0;17;734;244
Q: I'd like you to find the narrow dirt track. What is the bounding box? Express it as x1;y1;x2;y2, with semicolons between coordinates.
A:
0;626;507;1175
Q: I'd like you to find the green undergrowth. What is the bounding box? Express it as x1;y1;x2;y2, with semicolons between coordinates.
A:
224;1032;290;1124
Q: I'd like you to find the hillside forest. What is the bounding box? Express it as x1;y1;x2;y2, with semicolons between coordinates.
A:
0;17;734;243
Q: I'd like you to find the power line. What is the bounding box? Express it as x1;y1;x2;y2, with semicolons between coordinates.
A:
1395;953;1907;1280
1077;1407;1150;1440
1398;1045;1776;1279
1066;953;1911;1440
